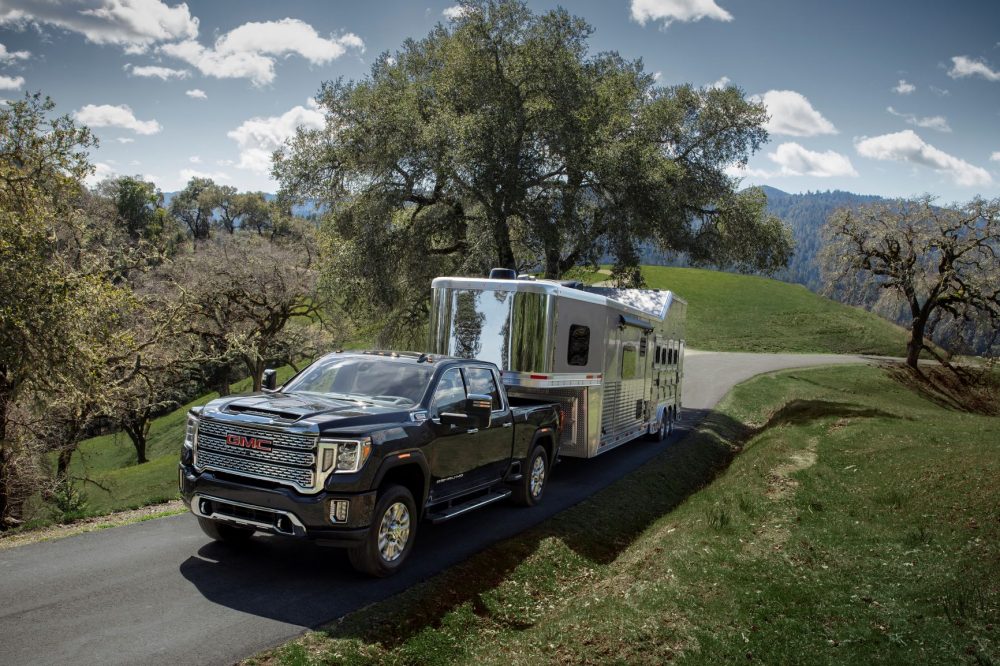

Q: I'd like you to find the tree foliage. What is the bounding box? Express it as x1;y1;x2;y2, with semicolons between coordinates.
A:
821;196;1000;370
275;0;791;344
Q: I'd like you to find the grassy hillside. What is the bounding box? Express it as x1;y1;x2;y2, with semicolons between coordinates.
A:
574;266;911;356
255;364;999;665
49;365;303;519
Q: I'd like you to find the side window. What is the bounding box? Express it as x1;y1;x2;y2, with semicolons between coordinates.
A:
465;366;502;411
430;368;466;416
622;344;638;380
567;324;590;366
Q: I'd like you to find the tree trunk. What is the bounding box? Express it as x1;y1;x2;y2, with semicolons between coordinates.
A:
490;211;516;269
906;315;927;369
0;371;9;528
123;420;149;464
543;246;561;280
56;447;74;480
251;359;265;392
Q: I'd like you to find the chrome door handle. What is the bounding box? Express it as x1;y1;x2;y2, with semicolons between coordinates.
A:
502;422;513;428
466;428;479;434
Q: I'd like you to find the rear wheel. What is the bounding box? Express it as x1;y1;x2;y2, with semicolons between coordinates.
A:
348;485;418;577
512;445;548;507
648;412;668;441
197;517;254;544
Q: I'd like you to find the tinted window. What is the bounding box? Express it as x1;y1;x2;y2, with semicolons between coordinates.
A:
465;367;502;410
430;368;466;416
622;344;638;380
567;325;590;366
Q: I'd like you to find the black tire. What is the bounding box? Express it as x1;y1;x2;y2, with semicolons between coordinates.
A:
348;485;418;577
197;517;254;544
512;445;548;507
647;412;668;442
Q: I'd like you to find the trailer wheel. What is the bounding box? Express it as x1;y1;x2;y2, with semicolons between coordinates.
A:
648;412;669;442
348;484;418;577
197;517;254;544
512;445;548;507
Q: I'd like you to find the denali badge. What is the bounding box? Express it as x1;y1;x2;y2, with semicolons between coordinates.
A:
225;433;273;452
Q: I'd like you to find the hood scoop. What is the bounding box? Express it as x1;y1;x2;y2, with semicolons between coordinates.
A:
224;403;302;421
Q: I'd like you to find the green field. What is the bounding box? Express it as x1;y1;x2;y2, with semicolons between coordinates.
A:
255;364;999;665
574;266;911;355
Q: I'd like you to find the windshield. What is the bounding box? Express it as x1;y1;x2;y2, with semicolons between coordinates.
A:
281;356;434;407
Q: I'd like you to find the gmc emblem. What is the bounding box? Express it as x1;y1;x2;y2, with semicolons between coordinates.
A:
225;433;273;452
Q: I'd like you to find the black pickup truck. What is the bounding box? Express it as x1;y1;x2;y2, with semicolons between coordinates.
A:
179;351;561;576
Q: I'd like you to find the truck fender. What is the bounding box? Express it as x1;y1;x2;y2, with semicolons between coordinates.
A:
372;450;431;509
527;428;559;466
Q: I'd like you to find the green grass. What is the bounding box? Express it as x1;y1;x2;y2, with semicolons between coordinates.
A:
570;266;912;356
54;364;303;518
250;364;999;665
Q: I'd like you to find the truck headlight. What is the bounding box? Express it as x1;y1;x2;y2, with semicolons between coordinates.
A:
319;437;372;474
184;414;199;450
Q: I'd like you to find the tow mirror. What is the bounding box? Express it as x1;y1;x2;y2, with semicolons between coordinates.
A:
262;368;278;391
440;393;493;430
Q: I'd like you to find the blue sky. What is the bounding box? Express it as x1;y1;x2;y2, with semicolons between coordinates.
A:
0;0;997;200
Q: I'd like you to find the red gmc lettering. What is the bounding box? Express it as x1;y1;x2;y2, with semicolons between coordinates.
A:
225;433;273;452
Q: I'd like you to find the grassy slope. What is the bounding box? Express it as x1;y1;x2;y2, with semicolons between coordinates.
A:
574;266;911;356
63;365;302;516
256;364;999;665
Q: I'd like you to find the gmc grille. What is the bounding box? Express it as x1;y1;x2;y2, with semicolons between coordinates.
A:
195;419;318;492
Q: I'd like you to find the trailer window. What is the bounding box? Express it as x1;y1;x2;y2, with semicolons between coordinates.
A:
465;366;502;410
567;325;590;366
622;344;639;380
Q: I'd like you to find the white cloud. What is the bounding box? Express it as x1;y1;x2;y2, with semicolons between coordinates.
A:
892;79;915;95
708;75;730;90
185;88;207;99
886;106;951;132
73;103;162;135
179;168;230;183
0;43;30;62
990;151;1000;162
856;130;992;187
116;137;135;144
161;18;363;87
189;155;201;163
929;85;950;97
0;0;198;53
442;5;469;20
766;142;857;178
724;164;775;180
630;0;733;27
227;99;325;173
85;161;117;188
750;90;837;137
948;56;1000;82
0;75;24;90
127;63;189;80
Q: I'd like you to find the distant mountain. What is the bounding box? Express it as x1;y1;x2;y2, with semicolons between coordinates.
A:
758;186;885;290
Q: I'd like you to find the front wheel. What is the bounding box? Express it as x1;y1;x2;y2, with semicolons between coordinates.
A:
512;445;548;507
197;517;254;544
348;485;418;577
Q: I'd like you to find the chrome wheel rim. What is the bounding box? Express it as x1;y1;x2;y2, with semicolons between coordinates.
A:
377;501;410;562
529;454;546;498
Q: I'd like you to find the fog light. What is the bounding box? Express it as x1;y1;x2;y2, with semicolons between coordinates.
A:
329;499;349;524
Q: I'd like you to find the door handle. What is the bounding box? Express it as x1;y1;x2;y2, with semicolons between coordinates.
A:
502;422;513;428
466;428;479;434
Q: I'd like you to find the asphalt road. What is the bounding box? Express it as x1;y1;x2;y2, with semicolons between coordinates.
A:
0;351;871;666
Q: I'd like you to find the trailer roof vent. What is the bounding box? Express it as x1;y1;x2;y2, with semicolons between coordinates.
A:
488;268;517;280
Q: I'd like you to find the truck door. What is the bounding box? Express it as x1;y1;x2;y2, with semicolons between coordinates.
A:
427;367;511;501
462;366;514;482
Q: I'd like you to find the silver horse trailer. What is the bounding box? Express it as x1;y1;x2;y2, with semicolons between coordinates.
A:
428;274;686;458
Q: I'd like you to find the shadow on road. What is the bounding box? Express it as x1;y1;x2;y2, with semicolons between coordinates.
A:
179;407;748;638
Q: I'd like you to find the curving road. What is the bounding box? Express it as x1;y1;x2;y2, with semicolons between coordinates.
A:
0;352;871;666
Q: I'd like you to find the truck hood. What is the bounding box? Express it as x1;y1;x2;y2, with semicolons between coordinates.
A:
200;391;414;431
